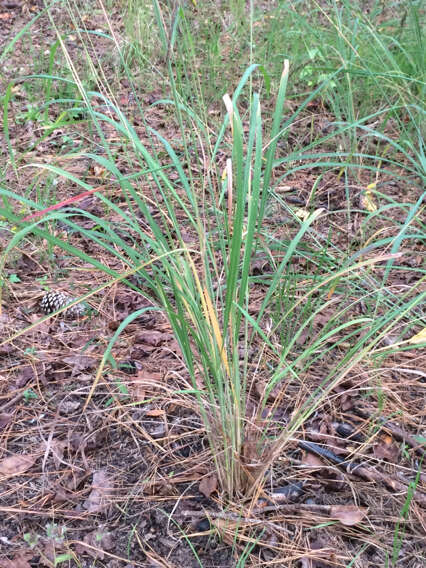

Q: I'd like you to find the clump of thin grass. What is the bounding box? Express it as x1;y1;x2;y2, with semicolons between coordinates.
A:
1;1;425;512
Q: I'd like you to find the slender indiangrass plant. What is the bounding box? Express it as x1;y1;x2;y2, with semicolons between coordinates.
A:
1;1;424;502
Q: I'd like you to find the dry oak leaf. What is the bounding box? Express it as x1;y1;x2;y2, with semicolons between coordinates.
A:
0;453;37;475
135;330;165;346
0;553;33;568
129;369;163;402
136;369;163;383
0;413;13;429
83;469;114;513
373;435;400;463
75;528;114;559
145;408;165;417
62;354;96;377
210;518;238;546
199;474;218;498
50;439;67;468
330;505;367;526
302;452;326;468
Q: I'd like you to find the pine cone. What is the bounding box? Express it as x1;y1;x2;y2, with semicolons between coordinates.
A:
40;291;86;318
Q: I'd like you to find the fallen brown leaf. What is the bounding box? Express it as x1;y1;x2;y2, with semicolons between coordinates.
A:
302;452;325;468
199;474;218;498
0;413;13;429
373;436;400;463
210;518;238;546
83;469;114;513
75;528;114;559
129;380;146;402
0;453;37;476
38;538;68;568
145;408;165;417
135;330;164;346
50;439;67;468
330;505;367;526
16;364;43;388
62;354;96;376
129;369;163;401
0;552;33;568
136;369;163;383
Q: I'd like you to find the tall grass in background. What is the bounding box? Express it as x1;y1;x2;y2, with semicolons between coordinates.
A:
1;0;425;501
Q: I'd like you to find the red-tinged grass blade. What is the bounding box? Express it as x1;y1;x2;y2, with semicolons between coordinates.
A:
21;184;108;221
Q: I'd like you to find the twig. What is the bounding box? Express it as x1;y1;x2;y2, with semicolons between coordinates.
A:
354;408;426;459
299;440;426;507
0;391;24;413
